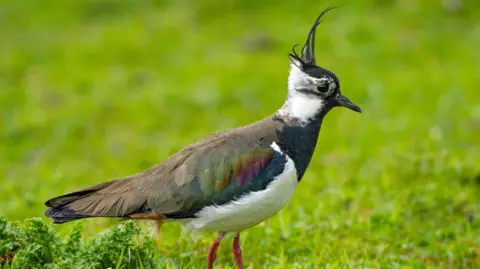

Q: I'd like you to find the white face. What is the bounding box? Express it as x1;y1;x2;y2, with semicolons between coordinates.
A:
278;64;339;125
288;64;338;97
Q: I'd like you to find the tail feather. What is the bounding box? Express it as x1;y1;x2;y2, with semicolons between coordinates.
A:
44;207;90;224
45;180;116;208
44;176;152;224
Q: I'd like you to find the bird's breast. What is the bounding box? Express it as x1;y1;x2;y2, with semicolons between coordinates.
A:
183;148;298;232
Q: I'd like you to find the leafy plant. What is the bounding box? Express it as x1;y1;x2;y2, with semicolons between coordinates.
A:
0;215;157;269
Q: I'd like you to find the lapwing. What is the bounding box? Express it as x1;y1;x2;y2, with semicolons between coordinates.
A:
44;7;361;269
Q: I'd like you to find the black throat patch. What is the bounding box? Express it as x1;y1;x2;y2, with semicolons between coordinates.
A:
273;108;330;181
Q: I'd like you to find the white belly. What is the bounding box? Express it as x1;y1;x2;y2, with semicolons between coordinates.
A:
183;143;298;232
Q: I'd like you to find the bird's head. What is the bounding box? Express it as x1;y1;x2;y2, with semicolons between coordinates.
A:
286;7;361;119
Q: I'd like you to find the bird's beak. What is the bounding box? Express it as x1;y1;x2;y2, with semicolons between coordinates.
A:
334;93;362;113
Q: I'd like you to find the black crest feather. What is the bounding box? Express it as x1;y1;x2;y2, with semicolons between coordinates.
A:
288;6;338;67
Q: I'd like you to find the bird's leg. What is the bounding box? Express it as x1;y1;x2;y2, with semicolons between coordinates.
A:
232;232;244;269
155;220;164;250
207;232;225;269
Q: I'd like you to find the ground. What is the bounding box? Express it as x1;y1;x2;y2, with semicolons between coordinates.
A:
1;0;479;268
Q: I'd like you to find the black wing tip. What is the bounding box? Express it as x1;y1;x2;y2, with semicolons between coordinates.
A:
44;199;55;207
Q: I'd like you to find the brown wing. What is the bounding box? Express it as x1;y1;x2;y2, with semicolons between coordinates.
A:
44;116;279;223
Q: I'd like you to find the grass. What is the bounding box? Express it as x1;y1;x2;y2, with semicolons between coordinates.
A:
1;0;480;268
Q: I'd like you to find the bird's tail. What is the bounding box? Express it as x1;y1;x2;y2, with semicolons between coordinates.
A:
44;176;149;224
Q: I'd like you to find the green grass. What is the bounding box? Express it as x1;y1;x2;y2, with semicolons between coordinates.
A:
1;0;480;268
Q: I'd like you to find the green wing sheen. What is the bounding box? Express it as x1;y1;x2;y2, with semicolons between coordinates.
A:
165;145;288;219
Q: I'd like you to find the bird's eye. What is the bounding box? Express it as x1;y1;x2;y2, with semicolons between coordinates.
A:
316;84;329;94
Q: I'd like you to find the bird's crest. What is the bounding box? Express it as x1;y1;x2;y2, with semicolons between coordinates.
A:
288;6;338;68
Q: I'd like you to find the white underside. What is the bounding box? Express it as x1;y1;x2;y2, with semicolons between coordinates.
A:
181;142;298;232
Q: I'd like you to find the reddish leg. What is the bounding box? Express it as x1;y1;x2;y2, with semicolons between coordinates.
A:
207;232;225;269
232;232;244;269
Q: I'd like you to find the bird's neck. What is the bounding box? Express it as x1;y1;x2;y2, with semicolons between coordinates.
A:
274;97;332;181
277;94;324;125
278;66;326;125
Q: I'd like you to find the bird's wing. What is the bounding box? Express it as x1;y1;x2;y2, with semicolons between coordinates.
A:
44;117;284;223
154;141;288;219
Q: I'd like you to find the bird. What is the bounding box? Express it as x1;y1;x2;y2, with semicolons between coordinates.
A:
44;7;361;269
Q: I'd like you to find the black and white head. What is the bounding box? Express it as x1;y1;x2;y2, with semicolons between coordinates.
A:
279;7;361;125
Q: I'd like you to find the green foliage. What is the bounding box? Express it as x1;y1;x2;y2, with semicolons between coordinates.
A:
1;0;480;268
0;215;156;269
80;221;155;269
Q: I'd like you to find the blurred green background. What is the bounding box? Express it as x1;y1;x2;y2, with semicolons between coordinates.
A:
1;0;479;267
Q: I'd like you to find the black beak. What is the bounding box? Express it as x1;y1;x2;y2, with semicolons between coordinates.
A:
334;93;362;113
